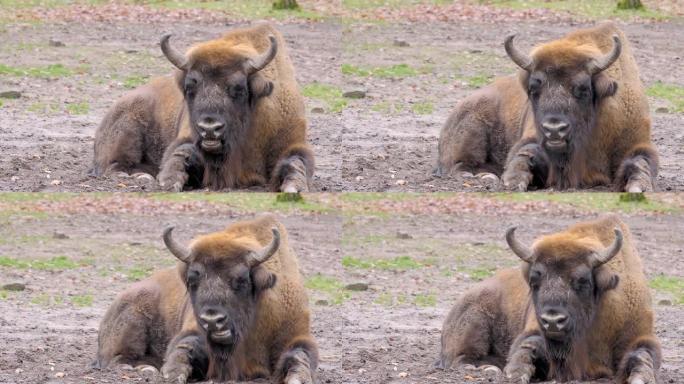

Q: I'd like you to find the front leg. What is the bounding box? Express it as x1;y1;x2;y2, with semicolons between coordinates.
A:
502;140;544;191
272;145;315;193
157;141;194;192
504;333;547;384
161;333;208;383
615;145;658;192
618;337;661;384
275;337;318;384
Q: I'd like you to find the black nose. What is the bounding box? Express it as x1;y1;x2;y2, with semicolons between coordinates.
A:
541;116;569;139
197;115;225;139
199;307;227;331
540;308;569;332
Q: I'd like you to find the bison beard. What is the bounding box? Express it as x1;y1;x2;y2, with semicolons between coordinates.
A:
194;118;250;191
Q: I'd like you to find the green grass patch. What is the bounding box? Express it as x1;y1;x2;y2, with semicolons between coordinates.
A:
0;63;72;78
301;82;348;113
66;101;89;115
464;74;493;88
71;294;93;307
28;102;60;114
374;292;409;306
30;293;64;307
411;101;433;115
490;192;679;214
342;255;423;271
0;192;74;202
646;81;684;113
305;274;351;305
481;0;669;20
371;100;405;115
413;293;436;307
149;192;332;214
463;266;496;281
126;266;153;281
650;275;684;305
341;63;427;79
0;255;83;270
122;74;149;89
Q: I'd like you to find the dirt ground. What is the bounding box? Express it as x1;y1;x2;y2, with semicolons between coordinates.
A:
0;193;682;384
0;3;682;192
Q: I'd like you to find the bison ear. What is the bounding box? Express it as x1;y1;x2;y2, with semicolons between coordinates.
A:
594;267;619;295
593;73;618;100
251;266;277;296
249;74;274;102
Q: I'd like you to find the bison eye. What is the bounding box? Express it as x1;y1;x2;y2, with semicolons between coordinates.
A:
231;276;250;292
184;77;198;98
573;83;591;100
228;84;248;101
528;77;542;98
528;271;541;290
573;276;592;292
186;270;200;290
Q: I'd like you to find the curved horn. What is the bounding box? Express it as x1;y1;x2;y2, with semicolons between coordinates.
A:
587;35;621;75
163;226;191;263
247;227;281;267
590;228;623;267
506;227;534;263
160;34;187;70
504;34;532;71
244;35;278;75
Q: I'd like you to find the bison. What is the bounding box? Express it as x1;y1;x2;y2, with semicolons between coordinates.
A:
436;22;657;192
92;23;314;192
438;215;660;384
94;214;318;384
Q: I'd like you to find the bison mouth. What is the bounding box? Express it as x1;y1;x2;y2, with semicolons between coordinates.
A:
543;139;567;152
209;328;234;345
543;329;568;341
200;139;223;154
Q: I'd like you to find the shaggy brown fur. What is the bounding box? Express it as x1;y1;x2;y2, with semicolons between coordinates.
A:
436;22;657;192
94;215;318;384
92;23;314;192
438;215;661;383
91;76;183;176
157;23;314;192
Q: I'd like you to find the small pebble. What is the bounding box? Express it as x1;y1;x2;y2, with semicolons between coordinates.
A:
2;283;25;291
343;90;366;99
345;283;369;291
0;91;21;99
49;38;65;47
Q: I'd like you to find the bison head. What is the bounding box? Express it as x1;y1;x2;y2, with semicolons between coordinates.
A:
160;34;276;157
505;34;621;158
505;227;622;349
162;226;279;352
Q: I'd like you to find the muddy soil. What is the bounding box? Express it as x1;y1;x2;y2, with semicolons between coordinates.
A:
0;194;682;384
0;15;682;192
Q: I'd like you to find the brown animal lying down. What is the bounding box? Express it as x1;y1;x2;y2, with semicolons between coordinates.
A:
92;23;314;192
436;22;657;192
94;215;318;384
438;215;660;384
